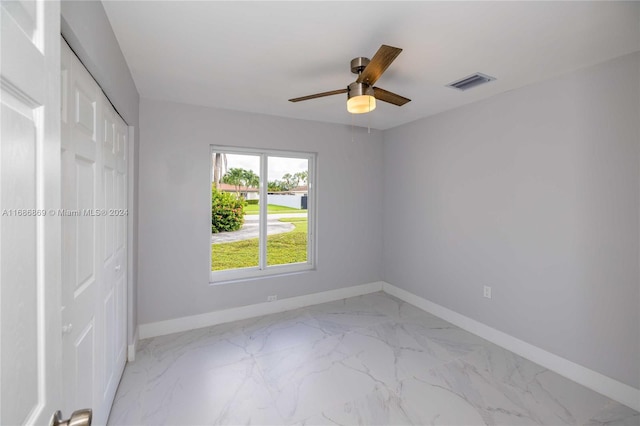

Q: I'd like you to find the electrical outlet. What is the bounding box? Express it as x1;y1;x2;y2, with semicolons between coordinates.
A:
483;286;492;299
267;295;277;302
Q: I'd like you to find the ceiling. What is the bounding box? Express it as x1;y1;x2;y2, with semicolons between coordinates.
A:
102;1;640;130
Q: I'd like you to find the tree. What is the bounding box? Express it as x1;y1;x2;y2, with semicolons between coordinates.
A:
291;175;301;189
281;173;294;191
267;181;282;192
294;170;308;186
222;168;245;195
212;152;227;186
243;169;259;188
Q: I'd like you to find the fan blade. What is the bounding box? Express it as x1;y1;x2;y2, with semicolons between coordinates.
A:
373;87;411;106
288;88;348;102
356;45;403;86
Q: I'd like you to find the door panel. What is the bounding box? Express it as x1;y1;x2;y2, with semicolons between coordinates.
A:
103;286;115;395
1;95;39;426
117;171;126;248
74;321;95;412
0;1;61;425
116;274;127;365
2;0;37;40
76;156;96;290
104;168;115;261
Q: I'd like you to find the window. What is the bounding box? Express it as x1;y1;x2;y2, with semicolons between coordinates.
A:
210;146;315;282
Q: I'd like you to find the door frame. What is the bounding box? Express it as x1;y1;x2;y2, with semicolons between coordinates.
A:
126;125;137;361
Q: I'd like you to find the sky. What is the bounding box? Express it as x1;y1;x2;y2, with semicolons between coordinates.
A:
214;153;308;182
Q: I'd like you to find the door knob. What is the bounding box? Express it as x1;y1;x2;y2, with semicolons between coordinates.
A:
62;324;73;335
51;409;92;426
115;265;121;272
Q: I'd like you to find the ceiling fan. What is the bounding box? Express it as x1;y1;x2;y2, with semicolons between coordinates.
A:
288;44;411;114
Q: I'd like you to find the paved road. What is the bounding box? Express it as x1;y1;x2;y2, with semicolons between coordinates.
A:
211;213;307;244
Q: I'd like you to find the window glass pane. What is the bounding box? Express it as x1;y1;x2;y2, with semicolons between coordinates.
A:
211;152;260;271
266;156;308;266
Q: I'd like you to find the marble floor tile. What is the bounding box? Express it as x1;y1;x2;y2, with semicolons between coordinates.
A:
108;292;639;425
229;310;332;357
584;402;640;426
396;376;491;425
306;296;391;334
256;334;387;423
296;384;413;426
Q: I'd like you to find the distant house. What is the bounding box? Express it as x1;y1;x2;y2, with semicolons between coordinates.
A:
290;185;308;195
216;183;259;200
267;185;308;195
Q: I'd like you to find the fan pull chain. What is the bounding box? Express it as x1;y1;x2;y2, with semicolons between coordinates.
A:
351;113;355;143
368;96;372;133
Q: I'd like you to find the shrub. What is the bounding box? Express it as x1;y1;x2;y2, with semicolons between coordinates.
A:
246;199;259;205
211;186;244;233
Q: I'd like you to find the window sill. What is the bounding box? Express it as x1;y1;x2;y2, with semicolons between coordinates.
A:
209;263;315;286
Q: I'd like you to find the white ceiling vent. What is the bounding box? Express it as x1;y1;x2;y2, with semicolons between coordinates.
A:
446;72;496;91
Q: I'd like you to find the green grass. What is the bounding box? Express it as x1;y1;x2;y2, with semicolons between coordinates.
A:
267;218;308;266
211;218;307;271
243;204;303;215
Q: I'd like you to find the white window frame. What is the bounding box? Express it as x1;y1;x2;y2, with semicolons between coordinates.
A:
210;145;317;284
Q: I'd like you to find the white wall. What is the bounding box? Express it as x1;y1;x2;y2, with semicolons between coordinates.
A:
60;0;140;347
382;53;640;389
138;99;383;324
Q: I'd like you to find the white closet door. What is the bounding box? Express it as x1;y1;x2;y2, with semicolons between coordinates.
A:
61;39;127;426
0;1;62;425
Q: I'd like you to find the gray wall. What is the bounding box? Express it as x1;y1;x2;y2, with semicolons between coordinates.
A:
138;99;383;324
382;53;640;389
60;0;140;345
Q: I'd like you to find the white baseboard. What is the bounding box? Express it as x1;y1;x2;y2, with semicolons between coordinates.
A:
127;326;139;362
382;282;640;412
139;281;383;340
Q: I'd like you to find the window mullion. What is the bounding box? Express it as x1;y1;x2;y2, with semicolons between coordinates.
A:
307;155;314;265
259;154;268;269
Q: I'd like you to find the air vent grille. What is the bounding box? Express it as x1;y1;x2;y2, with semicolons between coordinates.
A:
447;72;496;91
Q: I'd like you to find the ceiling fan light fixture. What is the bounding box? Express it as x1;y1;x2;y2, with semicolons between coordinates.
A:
288;45;410;111
347;82;376;114
347;95;376;114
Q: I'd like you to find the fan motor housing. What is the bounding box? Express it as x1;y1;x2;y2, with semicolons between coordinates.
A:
348;81;374;98
350;57;370;74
